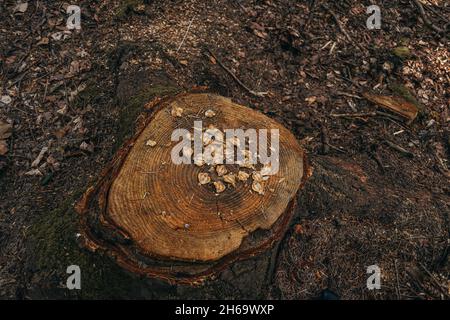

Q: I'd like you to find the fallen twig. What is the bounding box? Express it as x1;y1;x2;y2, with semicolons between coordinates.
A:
411;0;446;34
336;91;362;99
321;4;363;50
206;48;269;98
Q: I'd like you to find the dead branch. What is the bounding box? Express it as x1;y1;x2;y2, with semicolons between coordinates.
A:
411;0;446;34
384;140;414;158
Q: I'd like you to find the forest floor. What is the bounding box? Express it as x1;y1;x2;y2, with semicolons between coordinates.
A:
0;0;449;299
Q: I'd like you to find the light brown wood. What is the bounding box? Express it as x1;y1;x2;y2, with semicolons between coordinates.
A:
76;92;308;284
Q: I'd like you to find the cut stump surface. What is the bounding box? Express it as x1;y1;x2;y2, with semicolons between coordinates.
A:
77;92;307;284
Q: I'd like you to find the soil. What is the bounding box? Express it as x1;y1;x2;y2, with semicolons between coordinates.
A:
0;0;449;299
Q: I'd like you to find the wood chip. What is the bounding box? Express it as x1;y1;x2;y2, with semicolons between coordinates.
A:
223;173;236;187
363;92;419;122
252;171;263;182
252;181;264;195
216;165;227;176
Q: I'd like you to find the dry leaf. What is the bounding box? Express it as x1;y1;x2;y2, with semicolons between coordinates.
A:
252;181;264;195
198;172;211;185
0;95;12;105
294;224;304;235
252;171;263;182
25;168;42;176
0;121;12;140
213;181;226;193
0;141;8;156
216;165;227;176
14;2;28;13
260;163;273;176
305;96;317;105
237;171;250;181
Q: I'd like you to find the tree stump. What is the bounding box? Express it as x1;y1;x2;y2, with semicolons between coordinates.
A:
76;92;309;286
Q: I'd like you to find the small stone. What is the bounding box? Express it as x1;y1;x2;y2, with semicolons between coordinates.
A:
14;2;28;13
239;160;255;169
146;139;157;147
252;171;263;182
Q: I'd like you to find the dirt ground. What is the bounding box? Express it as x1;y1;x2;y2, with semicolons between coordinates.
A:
0;0;449;299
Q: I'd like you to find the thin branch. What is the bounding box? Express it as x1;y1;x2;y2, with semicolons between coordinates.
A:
206;48;268;98
176;16;195;53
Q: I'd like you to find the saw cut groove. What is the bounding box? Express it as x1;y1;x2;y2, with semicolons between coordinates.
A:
76;92;308;285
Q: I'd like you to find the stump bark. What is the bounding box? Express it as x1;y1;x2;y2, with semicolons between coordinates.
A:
76;92;309;286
